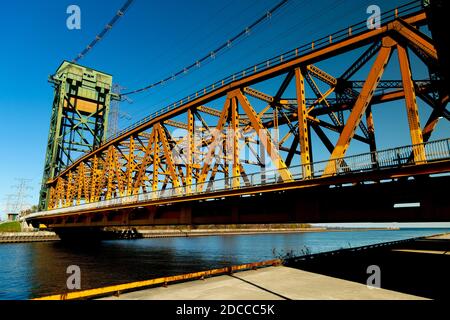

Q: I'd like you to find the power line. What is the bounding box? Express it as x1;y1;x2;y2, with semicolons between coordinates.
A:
72;0;134;63
108;84;133;138
122;4;294;122
124;0;295;120
122;0;291;96
112;0;422;135
123;0;238;89
122;1;301;121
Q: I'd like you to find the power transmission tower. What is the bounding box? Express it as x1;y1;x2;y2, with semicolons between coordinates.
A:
108;84;133;138
10;179;33;216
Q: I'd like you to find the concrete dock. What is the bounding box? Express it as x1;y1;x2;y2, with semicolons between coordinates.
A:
285;233;450;300
100;265;425;300
0;231;59;243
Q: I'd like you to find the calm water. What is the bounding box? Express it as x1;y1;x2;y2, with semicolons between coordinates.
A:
0;228;449;300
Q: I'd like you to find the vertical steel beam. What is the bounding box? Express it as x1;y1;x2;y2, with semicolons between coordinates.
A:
65;172;74;207
126;136;135;196
76;165;84;205
48;187;55;210
106;148;114;200
152;129;160;193
95;158;106;203
260;136;266;183
83;165;91;204
90;156;99;203
186;109;194;193
231;97;241;188
114;147;124;196
223;139;230;189
295;68;312;179
398;43;426;163
365;106;378;167
55;178;65;209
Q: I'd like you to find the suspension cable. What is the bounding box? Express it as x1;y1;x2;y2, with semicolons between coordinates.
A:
121;0;291;96
72;0;134;63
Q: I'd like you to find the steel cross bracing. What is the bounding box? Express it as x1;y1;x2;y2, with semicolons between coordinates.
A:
42;7;448;211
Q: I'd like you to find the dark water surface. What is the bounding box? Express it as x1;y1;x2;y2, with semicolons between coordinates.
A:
1;228;449;300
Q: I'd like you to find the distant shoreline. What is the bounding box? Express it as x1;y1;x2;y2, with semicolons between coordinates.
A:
135;227;401;239
0;226;402;244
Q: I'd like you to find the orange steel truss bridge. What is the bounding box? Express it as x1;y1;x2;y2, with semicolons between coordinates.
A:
27;1;450;232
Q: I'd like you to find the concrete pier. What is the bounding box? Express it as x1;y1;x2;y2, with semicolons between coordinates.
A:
0;231;59;243
100;266;425;300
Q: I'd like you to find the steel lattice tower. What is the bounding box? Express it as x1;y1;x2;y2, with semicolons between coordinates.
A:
39;61;115;210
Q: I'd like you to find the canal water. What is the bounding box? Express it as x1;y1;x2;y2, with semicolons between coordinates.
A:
1;228;449;300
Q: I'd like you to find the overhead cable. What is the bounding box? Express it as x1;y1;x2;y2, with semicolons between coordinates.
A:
122;0;290;96
72;0;134;63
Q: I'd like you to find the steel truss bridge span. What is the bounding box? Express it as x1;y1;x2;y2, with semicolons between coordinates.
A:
27;139;450;227
28;2;450;228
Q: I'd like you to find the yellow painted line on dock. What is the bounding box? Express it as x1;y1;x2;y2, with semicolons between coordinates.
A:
32;259;281;300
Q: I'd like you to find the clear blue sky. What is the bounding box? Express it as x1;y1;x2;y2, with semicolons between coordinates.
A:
0;0;448;224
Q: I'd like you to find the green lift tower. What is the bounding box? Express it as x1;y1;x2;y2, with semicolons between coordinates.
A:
39;61;115;210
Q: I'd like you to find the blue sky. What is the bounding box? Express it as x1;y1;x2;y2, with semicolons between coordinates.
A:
0;0;448;225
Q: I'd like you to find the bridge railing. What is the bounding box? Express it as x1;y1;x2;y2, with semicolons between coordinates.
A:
29;138;450;218
311;138;450;176
101;0;422;146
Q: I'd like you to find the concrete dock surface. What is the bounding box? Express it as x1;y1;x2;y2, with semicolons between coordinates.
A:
99;233;450;300
100;266;425;300
285;232;450;300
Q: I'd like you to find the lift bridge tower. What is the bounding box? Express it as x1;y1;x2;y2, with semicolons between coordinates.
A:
39;61;116;210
